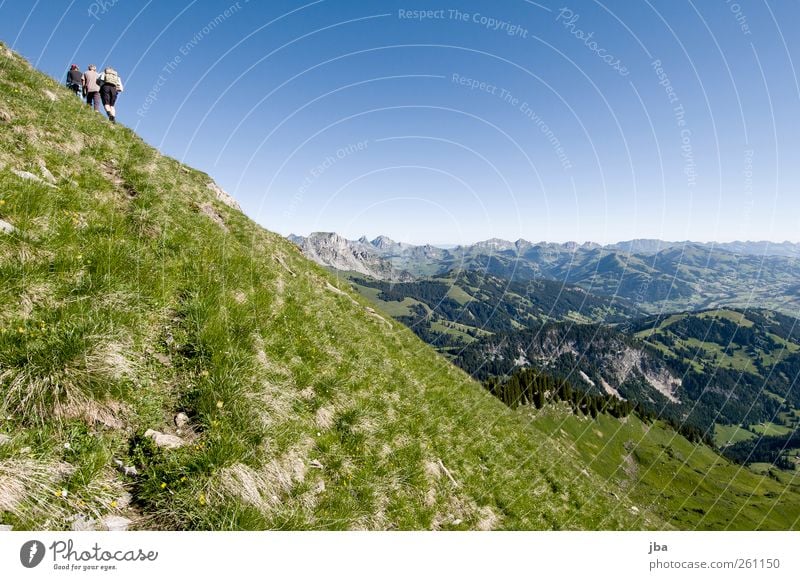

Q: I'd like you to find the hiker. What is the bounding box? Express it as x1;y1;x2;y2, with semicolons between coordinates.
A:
65;64;82;97
98;66;124;123
82;64;101;112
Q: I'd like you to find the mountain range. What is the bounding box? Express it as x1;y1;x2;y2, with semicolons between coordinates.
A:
290;233;800;315
291;232;800;475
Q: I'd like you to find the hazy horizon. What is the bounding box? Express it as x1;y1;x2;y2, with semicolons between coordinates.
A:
290;230;800;248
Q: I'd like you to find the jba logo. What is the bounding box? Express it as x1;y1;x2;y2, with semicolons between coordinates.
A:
20;540;46;568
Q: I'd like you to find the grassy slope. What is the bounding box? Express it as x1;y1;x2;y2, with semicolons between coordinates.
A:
528;406;800;530
0;45;655;530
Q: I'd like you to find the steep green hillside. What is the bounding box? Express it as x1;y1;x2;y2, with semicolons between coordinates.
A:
0;44;655;531
528;405;800;530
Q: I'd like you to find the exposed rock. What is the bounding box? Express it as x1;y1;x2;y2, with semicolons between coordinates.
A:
0;434;10;445
291;232;414;282
324;281;347;297
324;281;358;306
11;168;55;188
600;377;624;400
144;429;185;449
198;202;228;232
364;307;391;327
43;90;58;102
174;412;190;428
206;181;241;211
100;515;132;531
578;370;595;387
308;459;324;470
0;220;15;234
113;458;138;477
0;108;11;123
37;160;56;183
12;169;41;182
0;524;13;531
71;514;97;531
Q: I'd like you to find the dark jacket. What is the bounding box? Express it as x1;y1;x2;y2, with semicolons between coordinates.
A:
66;69;82;87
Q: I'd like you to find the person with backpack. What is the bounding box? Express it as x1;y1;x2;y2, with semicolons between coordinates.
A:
65;64;82;97
82;64;101;112
98;66;124;123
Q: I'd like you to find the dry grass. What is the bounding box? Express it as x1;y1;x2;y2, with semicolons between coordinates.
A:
1;339;136;429
0;458;73;524
211;440;314;517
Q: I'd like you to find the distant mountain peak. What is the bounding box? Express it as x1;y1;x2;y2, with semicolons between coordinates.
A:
289;232;412;282
371;235;398;249
473;238;516;251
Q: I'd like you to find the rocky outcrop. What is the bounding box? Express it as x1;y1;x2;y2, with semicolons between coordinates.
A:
206;181;241;211
290;232;413;282
144;429;185;449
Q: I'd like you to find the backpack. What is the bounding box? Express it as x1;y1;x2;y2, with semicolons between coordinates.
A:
103;69;120;87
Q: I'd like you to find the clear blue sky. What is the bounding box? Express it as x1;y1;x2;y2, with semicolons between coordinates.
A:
2;0;799;245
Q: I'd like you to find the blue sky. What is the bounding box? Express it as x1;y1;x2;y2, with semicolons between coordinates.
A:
2;0;798;245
